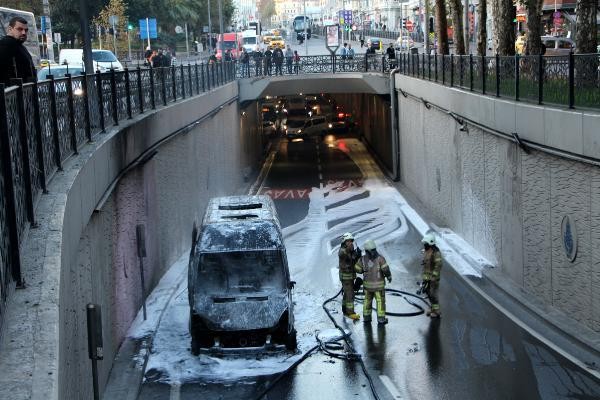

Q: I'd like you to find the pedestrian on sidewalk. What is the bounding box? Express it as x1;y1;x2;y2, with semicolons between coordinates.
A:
285;45;293;74
0;16;36;87
420;233;443;318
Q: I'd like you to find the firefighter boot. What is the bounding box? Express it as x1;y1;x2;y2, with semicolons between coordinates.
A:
377;317;388;325
363;315;372;323
346;312;360;320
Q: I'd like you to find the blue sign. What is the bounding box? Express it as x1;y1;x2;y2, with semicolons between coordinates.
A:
139;18;158;39
342;10;352;25
40;16;46;33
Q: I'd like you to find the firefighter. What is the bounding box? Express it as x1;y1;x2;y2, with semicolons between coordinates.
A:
355;239;392;324
339;232;361;320
421;233;443;318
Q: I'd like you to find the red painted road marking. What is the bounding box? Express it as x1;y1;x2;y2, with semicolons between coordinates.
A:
327;179;364;192
261;188;312;200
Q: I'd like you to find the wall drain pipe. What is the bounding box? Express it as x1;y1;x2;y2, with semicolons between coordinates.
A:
389;67;401;181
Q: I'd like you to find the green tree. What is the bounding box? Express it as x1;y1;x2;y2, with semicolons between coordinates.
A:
258;0;276;27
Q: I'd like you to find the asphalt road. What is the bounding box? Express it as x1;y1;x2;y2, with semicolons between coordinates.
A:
132;135;600;400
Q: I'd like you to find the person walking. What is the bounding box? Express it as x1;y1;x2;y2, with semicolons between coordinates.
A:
263;47;273;75
340;42;348;71
355;240;392;324
359;33;365;48
253;46;263;76
386;43;396;68
285;45;293;74
273;46;284;76
0;16;36;86
293;50;301;74
338;232;361;320
420;233;443;318
240;48;250;77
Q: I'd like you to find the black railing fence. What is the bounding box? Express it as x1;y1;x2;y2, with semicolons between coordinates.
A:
234;54;394;77
396;52;600;109
0;61;236;328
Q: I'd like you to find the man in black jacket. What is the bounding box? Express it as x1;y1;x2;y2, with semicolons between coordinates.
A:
0;16;36;86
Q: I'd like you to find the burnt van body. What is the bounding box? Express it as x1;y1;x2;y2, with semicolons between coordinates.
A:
188;195;296;354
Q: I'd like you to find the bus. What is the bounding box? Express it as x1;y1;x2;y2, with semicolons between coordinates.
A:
292;16;312;41
0;7;41;66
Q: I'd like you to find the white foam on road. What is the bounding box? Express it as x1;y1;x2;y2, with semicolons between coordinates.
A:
125;138;491;384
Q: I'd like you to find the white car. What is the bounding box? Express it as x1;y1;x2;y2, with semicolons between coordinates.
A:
58;49;124;72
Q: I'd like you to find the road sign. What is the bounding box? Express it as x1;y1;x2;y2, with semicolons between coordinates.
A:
203;25;209;33
139;18;158;39
40;16;46;33
53;32;61;43
175;25;183;34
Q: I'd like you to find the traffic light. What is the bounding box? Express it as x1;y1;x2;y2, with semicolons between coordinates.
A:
401;18;407;30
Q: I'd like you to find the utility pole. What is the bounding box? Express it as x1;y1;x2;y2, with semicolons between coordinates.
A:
424;0;429;54
184;23;190;58
303;0;308;55
218;0;224;40
208;0;213;51
42;0;55;61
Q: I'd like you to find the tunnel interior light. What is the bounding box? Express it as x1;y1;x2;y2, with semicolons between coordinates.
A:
242;111;246;116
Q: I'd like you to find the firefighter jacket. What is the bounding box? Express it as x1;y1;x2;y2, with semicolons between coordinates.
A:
338;245;357;282
356;253;391;291
422;247;442;281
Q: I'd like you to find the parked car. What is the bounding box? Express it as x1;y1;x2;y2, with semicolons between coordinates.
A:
37;65;85;81
541;36;575;56
268;36;285;50
283;118;306;141
188;195;296;354
58;49;124;71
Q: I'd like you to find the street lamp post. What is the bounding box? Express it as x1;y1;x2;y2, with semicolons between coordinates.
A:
208;0;213;51
303;0;308;55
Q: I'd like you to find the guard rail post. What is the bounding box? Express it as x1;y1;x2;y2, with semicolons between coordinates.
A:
171;65;177;101
538;53;543;105
48;75;62;168
515;53;520;102
109;69;118;126
124;68;132;119
495;53;500;97
80;71;92;141
568;52;574;109
65;73;78;153
31;80;47;192
96;71;106;133
0;84;23;286
450;54;454;87
149;67;156;109
482;55;486;95
11;78;36;226
180;64;186;99
136;66;144;114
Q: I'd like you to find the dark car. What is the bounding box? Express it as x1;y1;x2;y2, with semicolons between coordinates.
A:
188;195;297;354
368;38;382;52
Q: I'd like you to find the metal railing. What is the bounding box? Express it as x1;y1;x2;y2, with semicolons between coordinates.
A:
396;52;600;110
0;61;237;330
234;54;394;77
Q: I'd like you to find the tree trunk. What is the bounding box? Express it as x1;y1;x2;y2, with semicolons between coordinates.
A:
449;0;466;54
524;0;543;55
435;0;450;54
575;0;598;54
476;0;487;56
494;0;516;55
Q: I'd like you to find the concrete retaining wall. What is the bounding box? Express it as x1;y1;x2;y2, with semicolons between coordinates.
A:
0;82;266;400
395;75;600;335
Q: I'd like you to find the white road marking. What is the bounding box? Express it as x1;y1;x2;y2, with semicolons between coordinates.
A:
169;383;181;400
379;375;402;399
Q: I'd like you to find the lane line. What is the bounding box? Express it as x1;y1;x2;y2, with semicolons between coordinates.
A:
379;375;402;399
169;383;181;400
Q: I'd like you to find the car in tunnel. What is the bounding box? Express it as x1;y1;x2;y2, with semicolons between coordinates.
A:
188;195;296;354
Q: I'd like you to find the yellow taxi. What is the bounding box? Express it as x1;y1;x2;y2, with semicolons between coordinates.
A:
269;36;285;50
263;32;273;44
